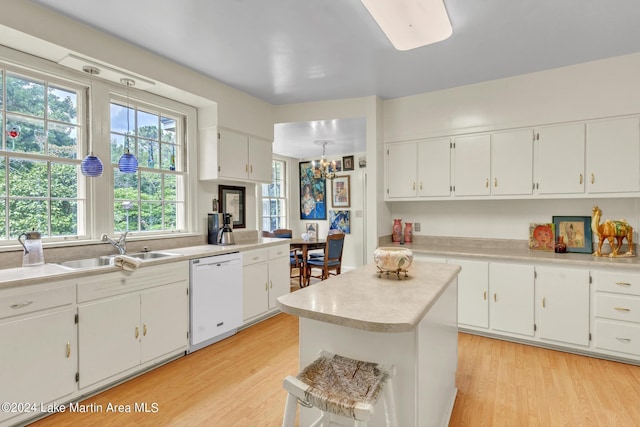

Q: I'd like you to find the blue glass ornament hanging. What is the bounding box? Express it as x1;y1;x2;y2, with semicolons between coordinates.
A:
118;78;138;174
80;66;104;177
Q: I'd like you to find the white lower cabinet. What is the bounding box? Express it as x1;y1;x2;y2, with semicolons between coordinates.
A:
489;262;535;337
77;262;189;389
0;280;76;425
536;266;590;346
243;244;289;323
449;258;489;328
593;270;640;359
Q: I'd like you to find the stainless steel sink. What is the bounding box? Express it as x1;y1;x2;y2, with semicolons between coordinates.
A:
126;251;179;260
55;251;178;269
56;255;115;269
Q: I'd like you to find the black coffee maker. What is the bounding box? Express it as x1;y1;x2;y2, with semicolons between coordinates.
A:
207;213;223;244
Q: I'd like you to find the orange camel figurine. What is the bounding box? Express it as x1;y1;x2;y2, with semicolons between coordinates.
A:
592;206;634;257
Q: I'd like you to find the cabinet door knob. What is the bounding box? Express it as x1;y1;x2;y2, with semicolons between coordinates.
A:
493;293;497;302
143;324;148;336
412;182;416;190
246;164;249;173
66;342;71;358
483;290;487;300
591;173;595;184
135;326;139;339
616;282;631;287
485;179;489;188
420;182;423;190
614;307;631;312
265;282;269;291
542;297;546;308
494;178;498;187
579;173;583;184
270;280;273;289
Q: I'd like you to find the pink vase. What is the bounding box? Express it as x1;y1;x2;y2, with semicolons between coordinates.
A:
392;219;402;243
404;222;413;243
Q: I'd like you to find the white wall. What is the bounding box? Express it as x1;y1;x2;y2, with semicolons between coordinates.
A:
383;53;640;142
390;199;640;242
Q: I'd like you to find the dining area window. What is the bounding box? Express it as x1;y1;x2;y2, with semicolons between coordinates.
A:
261;158;287;231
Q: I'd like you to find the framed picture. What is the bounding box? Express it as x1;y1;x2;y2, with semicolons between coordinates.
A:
218;185;246;228
305;223;318;239
330;210;350;234
299;161;326;220
552;216;592;253
331;175;350;208
529;223;555;251
333;160;342;172
343;155;354;171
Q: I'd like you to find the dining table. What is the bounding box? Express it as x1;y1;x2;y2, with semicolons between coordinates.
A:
289;237;326;286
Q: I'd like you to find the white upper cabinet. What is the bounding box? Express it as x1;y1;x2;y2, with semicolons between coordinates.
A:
535;123;586;195
452;134;491;196
417;138;451;197
491;129;534;196
386;142;418;198
200;128;272;183
586;116;640;194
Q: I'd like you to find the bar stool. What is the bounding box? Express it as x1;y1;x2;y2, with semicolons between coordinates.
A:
282;350;397;427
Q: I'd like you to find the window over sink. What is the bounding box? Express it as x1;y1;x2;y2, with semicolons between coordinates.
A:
0;50;195;248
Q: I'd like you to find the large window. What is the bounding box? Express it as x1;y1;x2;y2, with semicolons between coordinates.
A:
262;159;287;231
110;98;185;233
0;68;84;240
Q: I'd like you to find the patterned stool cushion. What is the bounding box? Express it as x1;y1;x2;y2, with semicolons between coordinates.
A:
296;353;391;419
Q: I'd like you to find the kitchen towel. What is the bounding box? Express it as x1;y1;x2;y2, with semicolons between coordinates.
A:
113;255;143;271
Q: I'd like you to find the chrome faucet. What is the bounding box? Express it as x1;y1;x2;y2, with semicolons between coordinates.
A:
101;232;128;255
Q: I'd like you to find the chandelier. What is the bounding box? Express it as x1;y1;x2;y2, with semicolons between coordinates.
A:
312;140;335;180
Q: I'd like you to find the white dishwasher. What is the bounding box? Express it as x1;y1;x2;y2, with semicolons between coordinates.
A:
189;252;243;352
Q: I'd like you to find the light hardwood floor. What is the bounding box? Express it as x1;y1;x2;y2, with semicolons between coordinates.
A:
28;313;640;426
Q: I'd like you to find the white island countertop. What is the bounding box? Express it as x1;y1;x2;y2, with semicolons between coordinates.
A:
277;261;460;333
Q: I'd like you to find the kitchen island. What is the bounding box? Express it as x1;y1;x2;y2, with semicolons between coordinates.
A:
277;261;461;427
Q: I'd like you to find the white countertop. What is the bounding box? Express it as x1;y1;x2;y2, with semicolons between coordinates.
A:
0;238;289;290
277;261;461;333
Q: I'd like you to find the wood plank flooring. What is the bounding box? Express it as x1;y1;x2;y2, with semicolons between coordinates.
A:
28;314;640;427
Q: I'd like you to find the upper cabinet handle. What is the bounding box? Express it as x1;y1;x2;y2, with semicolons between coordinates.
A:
591;173;595;184
494;178;498;187
485;179;489;188
579;173;583;184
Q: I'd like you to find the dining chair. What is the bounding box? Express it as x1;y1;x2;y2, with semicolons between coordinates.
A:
308;228;342;259
305;232;345;285
273;228;293;238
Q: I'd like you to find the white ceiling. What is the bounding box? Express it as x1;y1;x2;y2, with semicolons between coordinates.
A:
29;0;640;158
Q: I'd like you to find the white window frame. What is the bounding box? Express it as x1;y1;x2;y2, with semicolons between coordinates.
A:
261;157;288;232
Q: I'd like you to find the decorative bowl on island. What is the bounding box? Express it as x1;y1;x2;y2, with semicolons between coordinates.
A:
373;246;413;279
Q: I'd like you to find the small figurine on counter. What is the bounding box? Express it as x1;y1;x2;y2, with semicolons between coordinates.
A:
592;206;635;257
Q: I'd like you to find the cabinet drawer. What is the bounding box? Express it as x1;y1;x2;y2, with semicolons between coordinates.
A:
243;249;267;266
268;245;289;260
595;294;640;323
593;271;640;296
78;262;188;302
594;319;640;356
0;284;74;319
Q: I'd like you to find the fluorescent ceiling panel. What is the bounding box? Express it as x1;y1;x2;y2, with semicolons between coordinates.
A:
361;0;452;50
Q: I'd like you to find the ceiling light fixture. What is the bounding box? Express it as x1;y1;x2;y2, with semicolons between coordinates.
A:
118;78;138;174
80;66;104;177
360;0;453;51
312;140;336;180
